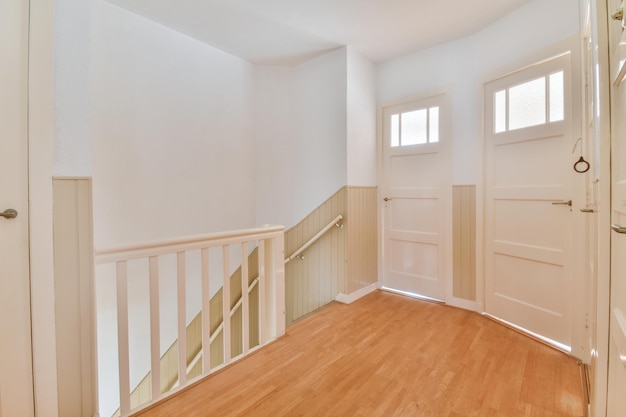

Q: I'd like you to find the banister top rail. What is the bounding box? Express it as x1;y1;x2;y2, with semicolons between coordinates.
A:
95;225;285;264
285;214;343;264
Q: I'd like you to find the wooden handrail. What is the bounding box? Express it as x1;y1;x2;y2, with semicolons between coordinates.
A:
95;225;285;264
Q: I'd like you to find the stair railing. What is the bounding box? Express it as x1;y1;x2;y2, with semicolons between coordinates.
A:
169;214;344;391
95;225;285;417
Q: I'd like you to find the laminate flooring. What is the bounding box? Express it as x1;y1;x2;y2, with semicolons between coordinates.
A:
136;290;584;417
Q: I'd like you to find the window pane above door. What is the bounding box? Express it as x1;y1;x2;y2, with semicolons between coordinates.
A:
509;77;546;130
402;109;427;145
492;69;565;134
390;106;440;147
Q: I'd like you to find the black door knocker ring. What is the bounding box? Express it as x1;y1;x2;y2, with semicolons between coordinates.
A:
574;156;590;173
572;138;590;173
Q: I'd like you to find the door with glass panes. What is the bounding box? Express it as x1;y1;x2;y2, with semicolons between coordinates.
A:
381;94;451;301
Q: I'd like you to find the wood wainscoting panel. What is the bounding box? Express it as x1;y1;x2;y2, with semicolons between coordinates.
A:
346;186;378;294
52;177;98;417
452;185;476;301
284;188;347;325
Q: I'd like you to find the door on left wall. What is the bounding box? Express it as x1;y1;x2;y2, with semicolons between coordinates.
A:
0;0;34;416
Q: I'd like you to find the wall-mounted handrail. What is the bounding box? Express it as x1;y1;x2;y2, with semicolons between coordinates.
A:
94;225;285;417
284;215;343;264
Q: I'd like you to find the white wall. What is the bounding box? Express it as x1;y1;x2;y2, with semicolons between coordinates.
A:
347;48;377;186
255;48;348;228
91;2;257;247
54;0;92;176
377;0;580;184
89;2;258;415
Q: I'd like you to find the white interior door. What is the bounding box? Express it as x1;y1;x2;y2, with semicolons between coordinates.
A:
381;94;451;301
484;52;576;350
0;0;34;416
607;1;626;414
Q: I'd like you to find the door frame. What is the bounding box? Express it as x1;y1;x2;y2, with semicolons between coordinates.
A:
478;35;589;358
580;1;612;415
28;0;60;415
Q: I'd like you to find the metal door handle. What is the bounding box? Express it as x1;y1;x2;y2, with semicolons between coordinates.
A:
580;208;594;213
383;197;392;202
0;209;18;219
612;7;624;21
552;200;572;206
612;224;626;234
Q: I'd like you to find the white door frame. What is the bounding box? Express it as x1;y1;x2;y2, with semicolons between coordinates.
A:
581;0;612;415
28;0;60;415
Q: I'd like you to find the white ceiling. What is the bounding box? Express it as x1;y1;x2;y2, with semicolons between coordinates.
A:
106;0;532;66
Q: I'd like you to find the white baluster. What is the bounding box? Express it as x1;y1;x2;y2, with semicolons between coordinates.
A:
258;240;266;344
201;247;211;373
241;241;249;354
116;261;131;415
177;251;187;386
149;256;161;401
222;245;231;364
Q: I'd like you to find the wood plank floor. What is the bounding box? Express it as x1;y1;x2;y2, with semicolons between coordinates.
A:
136;290;584;417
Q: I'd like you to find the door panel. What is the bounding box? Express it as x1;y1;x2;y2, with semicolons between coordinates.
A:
608;1;626;412
0;0;34;416
381;95;450;301
484;53;574;349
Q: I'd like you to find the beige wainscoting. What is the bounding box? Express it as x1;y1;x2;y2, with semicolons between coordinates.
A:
345;186;378;295
285;186;378;324
452;185;476;301
52;177;98;417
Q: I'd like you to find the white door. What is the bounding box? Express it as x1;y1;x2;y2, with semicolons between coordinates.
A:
381;94;451;301
0;0;35;416
607;1;626;414
484;52;576;350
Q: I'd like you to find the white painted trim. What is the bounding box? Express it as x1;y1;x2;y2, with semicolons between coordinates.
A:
380;287;444;304
445;296;479;312
590;1;615;415
28;0;59;416
336;283;378;304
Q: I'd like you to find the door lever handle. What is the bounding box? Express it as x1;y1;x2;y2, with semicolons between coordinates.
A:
551;200;572;206
0;209;17;219
383;197;392;202
580;208;594;213
612;224;626;234
612;7;624;21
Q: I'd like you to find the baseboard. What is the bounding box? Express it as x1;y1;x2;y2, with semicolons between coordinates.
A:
336;283;378;304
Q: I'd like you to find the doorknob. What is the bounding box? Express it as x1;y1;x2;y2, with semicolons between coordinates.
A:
0;209;18;219
551;200;572;206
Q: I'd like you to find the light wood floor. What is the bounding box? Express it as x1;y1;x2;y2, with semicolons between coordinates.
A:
136;290;584;417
